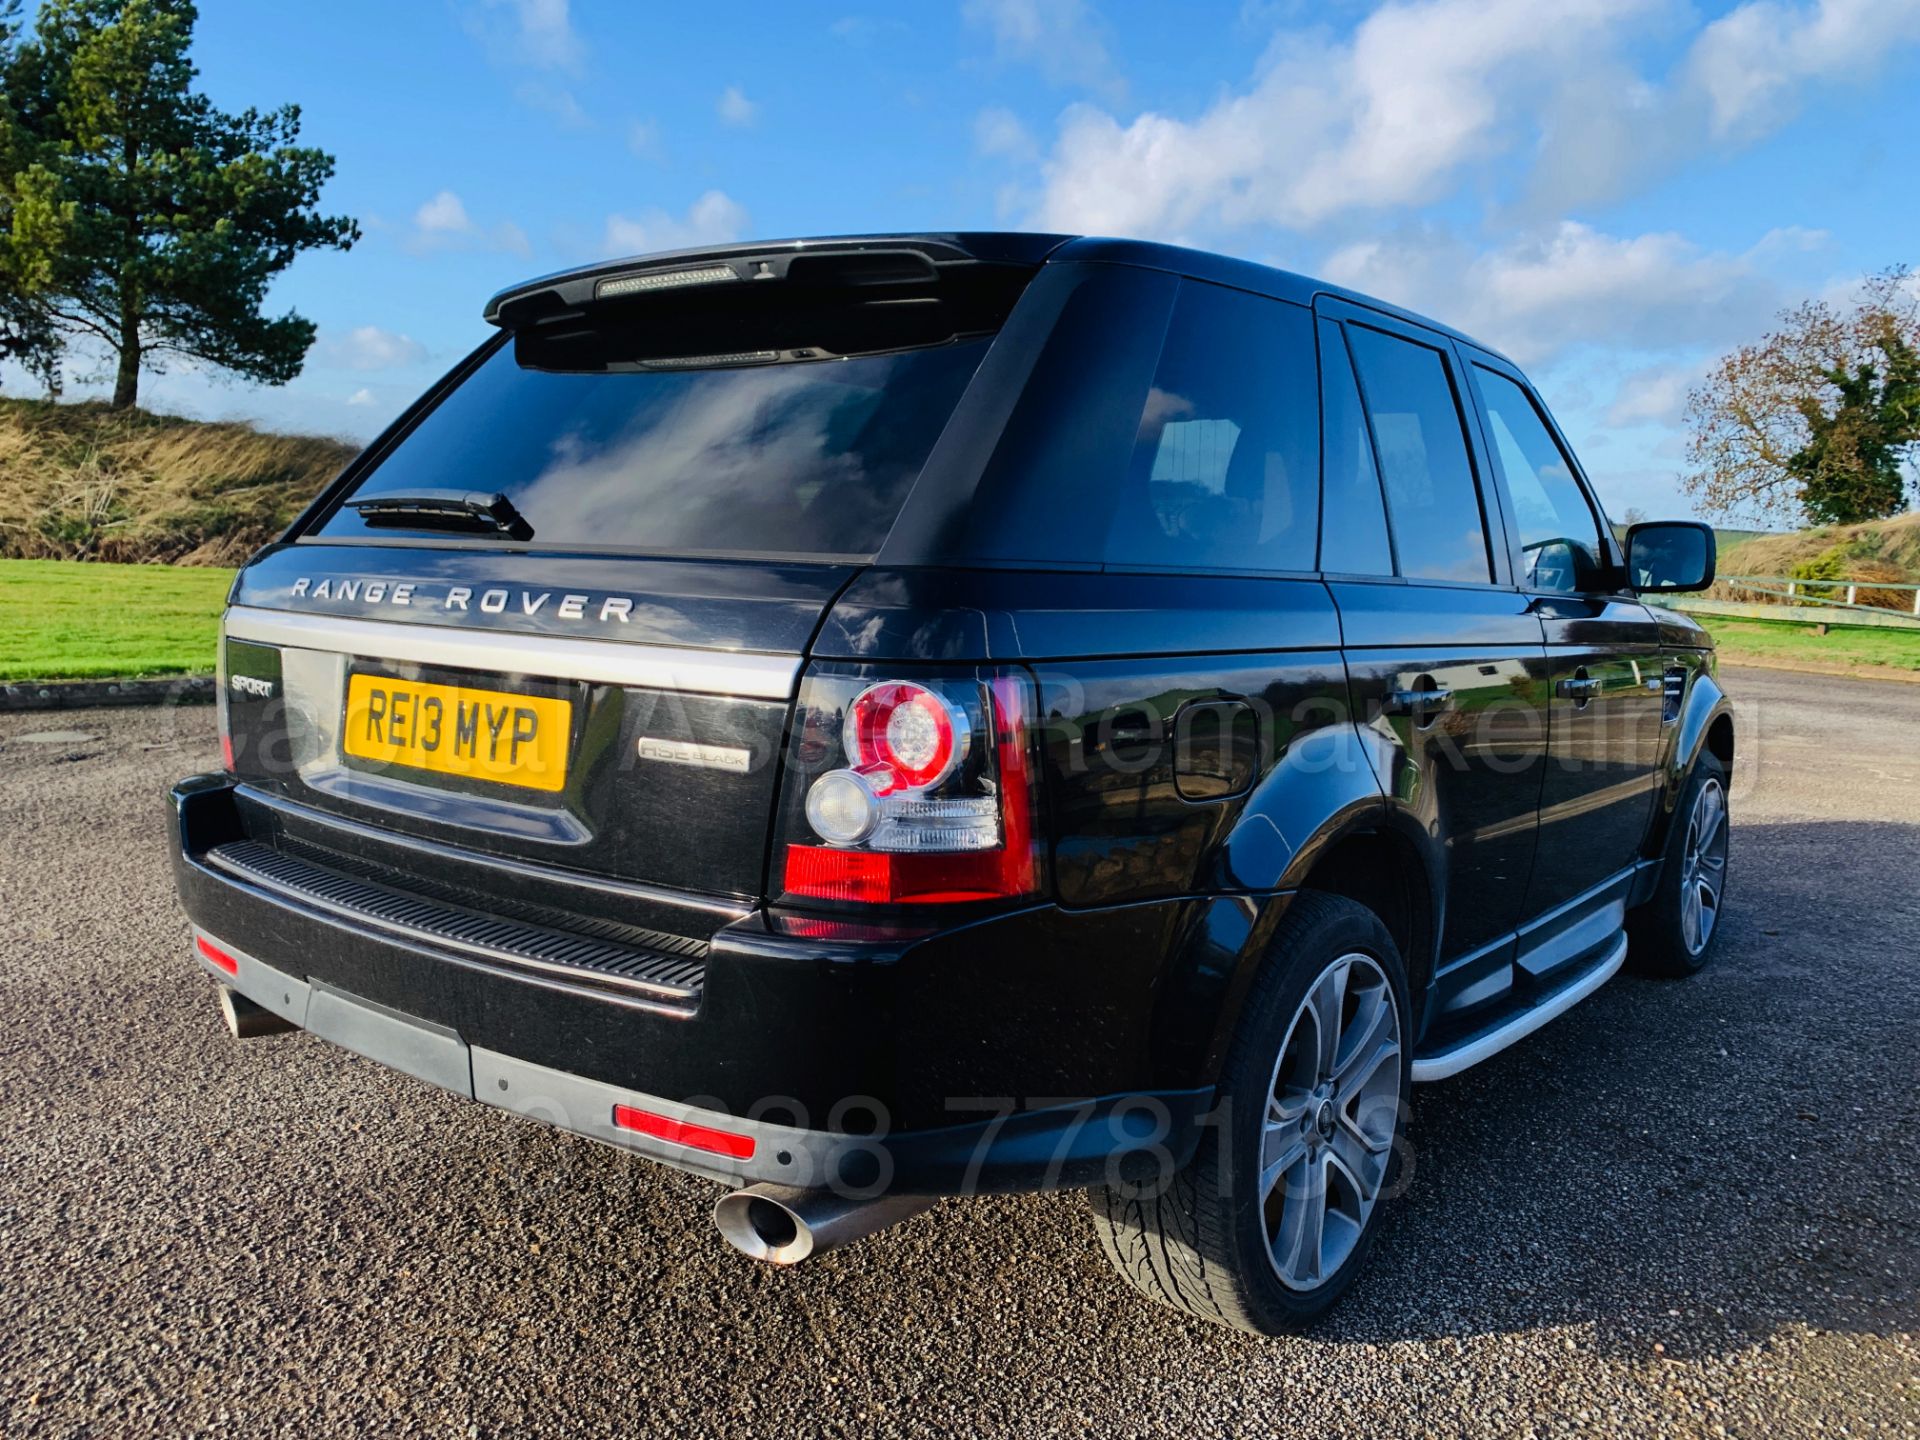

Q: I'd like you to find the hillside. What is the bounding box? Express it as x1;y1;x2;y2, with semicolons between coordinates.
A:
1718;513;1920;590
0;398;357;566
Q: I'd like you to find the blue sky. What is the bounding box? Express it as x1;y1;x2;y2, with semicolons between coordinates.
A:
20;0;1920;521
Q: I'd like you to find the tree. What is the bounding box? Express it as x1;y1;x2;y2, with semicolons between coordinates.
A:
0;0;64;390
0;0;357;408
1682;268;1920;526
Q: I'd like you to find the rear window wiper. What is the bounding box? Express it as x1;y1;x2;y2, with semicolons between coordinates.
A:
346;490;534;542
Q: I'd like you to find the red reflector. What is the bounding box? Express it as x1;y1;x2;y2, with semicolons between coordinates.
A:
196;935;239;975
782;844;1027;904
611;1104;756;1160
220;732;235;772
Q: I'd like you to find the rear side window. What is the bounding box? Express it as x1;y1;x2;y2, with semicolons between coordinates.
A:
1316;319;1393;576
1346;326;1493;585
957;270;1321;574
1473;367;1607;593
1103;280;1320;573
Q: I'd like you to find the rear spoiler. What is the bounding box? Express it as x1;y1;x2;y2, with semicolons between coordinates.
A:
483;232;1072;331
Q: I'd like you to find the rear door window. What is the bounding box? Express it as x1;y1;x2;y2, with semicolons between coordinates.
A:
1346;325;1494;585
1316;319;1394;576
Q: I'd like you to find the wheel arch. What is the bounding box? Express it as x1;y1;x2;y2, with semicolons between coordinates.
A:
1171;738;1445;1087
1646;667;1734;859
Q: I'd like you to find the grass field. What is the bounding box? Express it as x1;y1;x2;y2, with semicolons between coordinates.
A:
0;558;234;681
1700;615;1920;673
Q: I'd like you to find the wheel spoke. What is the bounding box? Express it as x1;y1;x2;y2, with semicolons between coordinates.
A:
1331;990;1395;1093
1330;1115;1388;1203
1305;962;1347;1080
1268;1005;1317;1119
1695;878;1718;937
1696;785;1726;856
1274;1153;1327;1284
1339;1049;1400;1137
1259;1127;1309;1202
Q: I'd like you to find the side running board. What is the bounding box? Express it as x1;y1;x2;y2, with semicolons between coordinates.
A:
1409;931;1627;1083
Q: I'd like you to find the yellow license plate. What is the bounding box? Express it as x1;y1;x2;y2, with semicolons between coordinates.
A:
343;673;571;792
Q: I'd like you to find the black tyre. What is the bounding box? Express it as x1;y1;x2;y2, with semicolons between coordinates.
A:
1088;892;1411;1335
1628;750;1731;977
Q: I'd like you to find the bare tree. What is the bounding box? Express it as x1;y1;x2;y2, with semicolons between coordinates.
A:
1682;268;1919;526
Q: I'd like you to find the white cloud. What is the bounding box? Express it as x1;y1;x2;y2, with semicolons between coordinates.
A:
1688;0;1920;140
974;106;1038;162
406;190;532;257
1022;0;1920;238
513;82;590;129
1319;221;1782;367
465;0;582;70
717;85;759;128
321;326;428;372
414;190;472;235
627;119;664;160
1030;0;1652;236
1607;362;1707;427
964;0;1124;98
829;16;906;44
347;388;377;407
603;191;750;256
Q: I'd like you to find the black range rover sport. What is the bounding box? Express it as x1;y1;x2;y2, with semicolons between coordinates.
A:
172;232;1734;1335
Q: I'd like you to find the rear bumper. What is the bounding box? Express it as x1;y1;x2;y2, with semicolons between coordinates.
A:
172;775;1218;1195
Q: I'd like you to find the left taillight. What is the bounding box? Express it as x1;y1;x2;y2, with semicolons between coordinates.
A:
775;664;1042;907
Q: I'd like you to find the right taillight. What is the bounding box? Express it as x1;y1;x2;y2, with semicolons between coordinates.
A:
777;665;1042;907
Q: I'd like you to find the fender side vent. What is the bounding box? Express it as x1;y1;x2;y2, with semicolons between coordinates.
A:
1662;664;1686;724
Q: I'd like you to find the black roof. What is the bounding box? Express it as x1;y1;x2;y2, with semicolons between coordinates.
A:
482;230;1505;360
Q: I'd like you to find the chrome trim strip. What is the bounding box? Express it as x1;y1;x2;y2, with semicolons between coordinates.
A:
232;783;749;917
221;605;800;699
1409;932;1627;1084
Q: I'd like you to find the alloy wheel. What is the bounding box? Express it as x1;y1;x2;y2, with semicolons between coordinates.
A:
1679;776;1729;956
1260;953;1403;1292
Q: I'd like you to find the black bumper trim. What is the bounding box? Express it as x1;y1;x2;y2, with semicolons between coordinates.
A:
194;928;1214;1195
204;839;705;1006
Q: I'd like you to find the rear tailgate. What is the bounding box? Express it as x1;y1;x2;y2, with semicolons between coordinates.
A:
221;544;848;898
218;237;1042;904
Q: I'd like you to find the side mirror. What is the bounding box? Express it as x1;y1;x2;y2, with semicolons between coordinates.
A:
1624;520;1715;594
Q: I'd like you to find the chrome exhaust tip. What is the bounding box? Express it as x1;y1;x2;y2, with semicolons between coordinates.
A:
713;1183;935;1265
218;986;297;1040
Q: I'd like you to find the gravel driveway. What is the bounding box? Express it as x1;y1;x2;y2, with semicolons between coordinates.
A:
1;666;1915;1438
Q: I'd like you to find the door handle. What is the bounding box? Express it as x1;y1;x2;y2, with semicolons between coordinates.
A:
1557;676;1601;701
1385;688;1453;714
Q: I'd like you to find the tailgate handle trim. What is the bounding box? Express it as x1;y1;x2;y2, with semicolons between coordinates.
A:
222;605;800;700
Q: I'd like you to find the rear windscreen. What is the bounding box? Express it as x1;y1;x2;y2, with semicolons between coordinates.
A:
313;337;990;559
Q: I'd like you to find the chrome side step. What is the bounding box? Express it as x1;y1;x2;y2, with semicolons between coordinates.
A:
1409;931;1627;1083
